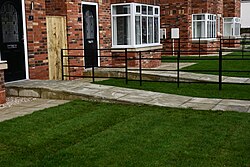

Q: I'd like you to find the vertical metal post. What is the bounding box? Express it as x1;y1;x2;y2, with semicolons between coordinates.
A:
177;38;180;88
92;49;95;83
219;37;222;90
139;51;142;86
242;40;244;58
172;39;175;56
125;48;128;84
68;51;70;80
229;36;231;47
199;37;201;58
242;36;246;58
61;49;64;80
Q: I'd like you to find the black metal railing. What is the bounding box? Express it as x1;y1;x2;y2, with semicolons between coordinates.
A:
61;48;128;82
61;37;250;90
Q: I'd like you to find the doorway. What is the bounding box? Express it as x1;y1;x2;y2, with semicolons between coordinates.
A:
0;0;26;82
82;3;98;68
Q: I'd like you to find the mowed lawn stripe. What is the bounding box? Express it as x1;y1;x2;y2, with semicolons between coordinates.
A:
0;101;144;166
0;100;250;167
42;109;250;167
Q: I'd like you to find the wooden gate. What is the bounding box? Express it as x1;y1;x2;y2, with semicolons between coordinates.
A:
46;16;67;80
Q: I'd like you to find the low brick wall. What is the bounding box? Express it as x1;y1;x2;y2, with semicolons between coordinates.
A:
112;51;162;68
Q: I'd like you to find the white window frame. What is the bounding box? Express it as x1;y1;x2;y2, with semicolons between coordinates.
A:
223;17;241;37
192;13;217;40
111;3;160;48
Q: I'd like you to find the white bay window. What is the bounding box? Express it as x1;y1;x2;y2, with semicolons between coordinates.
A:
223;17;240;37
192;14;216;39
112;3;160;48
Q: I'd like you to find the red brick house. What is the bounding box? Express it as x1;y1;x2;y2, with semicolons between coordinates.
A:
0;0;241;102
160;0;241;52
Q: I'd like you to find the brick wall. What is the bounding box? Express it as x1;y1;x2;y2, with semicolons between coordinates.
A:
45;0;67;16
99;1;113;66
25;0;49;79
160;0;192;52
65;0;84;78
112;51;161;68
159;0;239;54
223;0;240;17
0;70;6;104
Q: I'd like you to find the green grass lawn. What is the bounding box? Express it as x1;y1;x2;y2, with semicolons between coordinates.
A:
95;79;250;100
0;100;250;166
162;52;250;77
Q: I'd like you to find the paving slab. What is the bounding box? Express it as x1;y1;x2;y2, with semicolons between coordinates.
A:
70;87;100;95
82;84;114;90
146;95;191;107
188;97;222;104
180;102;217;110
199;75;219;82
179;73;203;80
245;79;250;84
219;99;250;107
248;107;250;113
93;89;128;100
223;77;249;83
0;99;69;122
118;94;154;103
212;104;249;113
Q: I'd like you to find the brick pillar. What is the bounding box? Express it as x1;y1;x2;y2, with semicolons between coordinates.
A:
0;61;8;104
25;0;49;80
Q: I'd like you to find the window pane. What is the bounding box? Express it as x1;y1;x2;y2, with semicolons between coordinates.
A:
207;21;211;38
136;6;140;13
142;16;147;43
193;15;205;20
193;21;205;38
142;6;147;14
135;16;141;44
212;21;215;37
154;8;158;15
0;3;19;43
224;18;233;22
235;18;240;22
148;6;153;15
217;16;220;33
207;20;216;38
84;10;95;39
113;5;130;15
148;17;153;43
115;16;131;45
154;17;159;43
224;23;232;36
235;23;240;36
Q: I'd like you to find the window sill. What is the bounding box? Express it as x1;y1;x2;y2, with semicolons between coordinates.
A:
111;44;162;52
191;38;218;44
222;36;241;39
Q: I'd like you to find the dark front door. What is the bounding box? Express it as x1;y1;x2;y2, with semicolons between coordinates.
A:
82;4;98;68
0;0;26;82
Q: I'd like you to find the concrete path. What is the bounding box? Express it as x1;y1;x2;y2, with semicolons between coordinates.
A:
5;80;250;116
0;98;69;122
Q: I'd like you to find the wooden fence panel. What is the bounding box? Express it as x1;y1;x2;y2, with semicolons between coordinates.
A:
46;16;67;80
